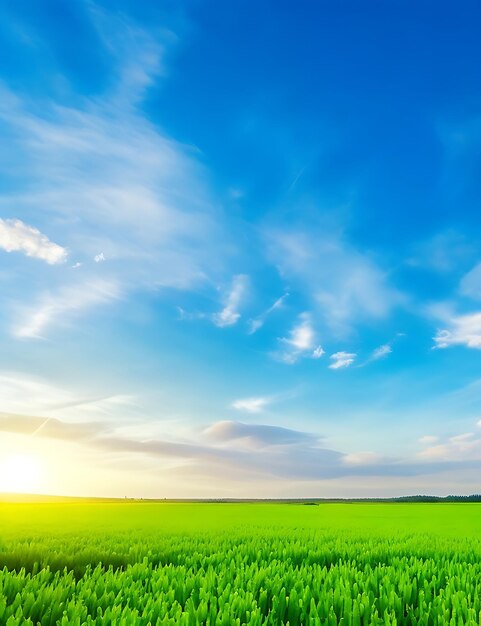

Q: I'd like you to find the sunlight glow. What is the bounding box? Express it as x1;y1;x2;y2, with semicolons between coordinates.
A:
0;454;43;494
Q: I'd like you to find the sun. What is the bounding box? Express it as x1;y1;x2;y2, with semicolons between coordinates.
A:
0;454;43;494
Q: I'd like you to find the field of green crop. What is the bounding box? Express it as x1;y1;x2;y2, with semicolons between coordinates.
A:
1;502;481;625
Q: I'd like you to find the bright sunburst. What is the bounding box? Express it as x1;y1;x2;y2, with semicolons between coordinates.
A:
0;454;43;494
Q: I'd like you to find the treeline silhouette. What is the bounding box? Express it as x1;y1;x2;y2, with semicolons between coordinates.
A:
391;494;481;502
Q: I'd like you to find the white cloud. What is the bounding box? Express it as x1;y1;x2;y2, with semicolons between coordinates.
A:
265;228;401;335
419;435;439;444
358;334;405;368
89;6;165;104
312;345;325;359
419;430;481;461
0;14;230;338
477;419;481;428
284;314;314;350
248;319;264;335
371;344;392;360
343;452;382;466
94;252;106;263
0;218;67;265
450;432;474;443
176;307;207;322
231;397;270;413
433;312;481;349
278;312;317;363
426;441;481;461
213;275;248;328
247;292;288;334
358;342;394;367
329;351;356;370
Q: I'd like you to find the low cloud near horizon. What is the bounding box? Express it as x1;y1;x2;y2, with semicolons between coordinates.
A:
2;412;481;489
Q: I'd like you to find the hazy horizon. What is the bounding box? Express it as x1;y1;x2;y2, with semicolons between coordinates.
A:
2;1;481;499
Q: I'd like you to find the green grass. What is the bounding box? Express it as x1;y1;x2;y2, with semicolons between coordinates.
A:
1;502;481;624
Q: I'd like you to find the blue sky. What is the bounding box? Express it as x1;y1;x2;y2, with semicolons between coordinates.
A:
1;1;481;497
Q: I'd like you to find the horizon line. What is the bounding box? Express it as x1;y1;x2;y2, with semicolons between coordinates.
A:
2;492;481;504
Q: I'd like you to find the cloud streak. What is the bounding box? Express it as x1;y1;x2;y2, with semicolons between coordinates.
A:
371;344;392;361
0;218;67;265
14;280;121;339
329;351;356;370
3;412;481;483
434;312;481;349
418;430;481;461
204;420;318;448
0;372;136;421
231;397;270;413
248;292;289;334
265;226;402;336
213;275;248;328
0;14;231;339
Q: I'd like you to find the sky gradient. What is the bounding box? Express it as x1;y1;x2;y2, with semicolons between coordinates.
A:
1;0;481;497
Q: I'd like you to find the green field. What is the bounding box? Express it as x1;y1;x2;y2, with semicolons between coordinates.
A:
1;502;481;625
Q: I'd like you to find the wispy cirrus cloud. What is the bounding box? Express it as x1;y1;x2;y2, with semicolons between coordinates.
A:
312;345;325;359
418;429;481;462
329;351;356;370
247;292;289;334
0;218;67;265
14;280;121;339
451;432;474;442
417;418;481;463
88;4;166;103
358;332;406;368
231;386;301;415
0;371;136;422
0;11;231;339
370;344;392;361
265;226;402;336
213;274;249;328
419;435;439;444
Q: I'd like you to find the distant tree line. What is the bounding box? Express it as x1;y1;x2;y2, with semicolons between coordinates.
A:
391;494;481;502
